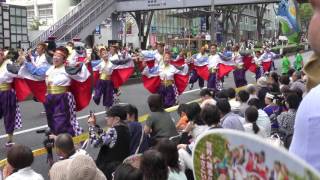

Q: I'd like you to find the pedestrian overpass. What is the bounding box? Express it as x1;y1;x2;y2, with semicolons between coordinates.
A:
30;0;297;47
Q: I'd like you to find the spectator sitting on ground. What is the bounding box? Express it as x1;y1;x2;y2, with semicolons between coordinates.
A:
237;90;250;117
124;104;149;155
87;105;131;179
263;93;280;117
184;102;208;139
113;164;143;180
277;93;301;137
279;74;290;90
49;154;106;180
216;99;244;131
54;133;88;160
140;150;168;180
144;94;178;146
246;84;258;101
199;88;216;108
290;71;306;93
290;1;320;170
175;103;189;131
155;139;187;180
2;144;44;180
244;106;268;138
227;88;241;114
268;71;280;93
177;104;222;171
248;98;271;136
215;89;229;99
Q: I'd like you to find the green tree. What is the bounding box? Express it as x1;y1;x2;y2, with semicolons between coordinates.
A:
30;18;45;31
299;3;313;33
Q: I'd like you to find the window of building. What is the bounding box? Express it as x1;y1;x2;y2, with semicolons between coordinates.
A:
10;16;16;24
10;8;15;15
22;9;27;16
245;17;248;24
11;25;16;33
16;8;21;16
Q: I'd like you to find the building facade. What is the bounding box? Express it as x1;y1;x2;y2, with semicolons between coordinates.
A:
0;4;28;48
6;0;80;29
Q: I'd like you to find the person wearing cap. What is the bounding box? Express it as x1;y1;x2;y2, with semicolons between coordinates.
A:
257;77;271;108
49;154;106;180
232;45;248;88
289;1;320;170
263;92;280;117
0;49;25;147
141;52;189;108
87;105;130;179
189;46;209;90
91;48;133;109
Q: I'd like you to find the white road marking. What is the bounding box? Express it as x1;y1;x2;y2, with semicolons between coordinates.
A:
0;111;109;139
0;90;200;139
182;88;200;94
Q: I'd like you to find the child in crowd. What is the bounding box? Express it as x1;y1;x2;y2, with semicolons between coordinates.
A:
176;104;189;131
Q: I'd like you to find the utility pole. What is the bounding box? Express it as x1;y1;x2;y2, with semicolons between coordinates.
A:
210;0;216;43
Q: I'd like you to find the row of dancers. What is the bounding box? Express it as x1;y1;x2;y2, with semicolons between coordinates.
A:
0;41;278;146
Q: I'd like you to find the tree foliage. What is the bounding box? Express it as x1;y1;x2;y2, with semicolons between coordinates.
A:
299;3;313;32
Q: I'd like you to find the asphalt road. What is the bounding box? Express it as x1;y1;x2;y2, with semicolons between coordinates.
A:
0;51;313;179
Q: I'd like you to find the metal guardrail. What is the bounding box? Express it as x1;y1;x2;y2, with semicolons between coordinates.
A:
30;0;101;47
59;0;116;42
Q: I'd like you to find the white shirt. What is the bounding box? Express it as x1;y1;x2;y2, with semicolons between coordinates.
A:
229;98;241;114
67;50;78;66
233;52;243;65
46;65;90;86
194;53;208;66
142;64;188;80
0;60;17;84
257;109;271;136
208;54;220;69
19;54;50;81
154;51;164;67
290;84;320;171
244;123;268;138
33;54;48;67
5;167;44;180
